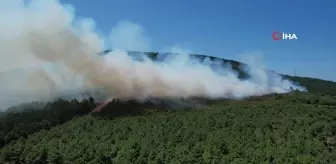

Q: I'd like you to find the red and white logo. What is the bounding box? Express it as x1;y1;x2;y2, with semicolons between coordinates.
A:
272;31;298;40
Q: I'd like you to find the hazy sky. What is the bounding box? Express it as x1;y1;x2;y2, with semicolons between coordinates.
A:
60;0;335;81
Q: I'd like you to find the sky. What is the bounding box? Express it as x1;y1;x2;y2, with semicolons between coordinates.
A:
60;0;336;81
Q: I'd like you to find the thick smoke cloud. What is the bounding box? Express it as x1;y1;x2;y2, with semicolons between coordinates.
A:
0;0;305;111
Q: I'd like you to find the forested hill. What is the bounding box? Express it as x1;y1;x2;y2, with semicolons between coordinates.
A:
103;49;336;95
0;50;335;164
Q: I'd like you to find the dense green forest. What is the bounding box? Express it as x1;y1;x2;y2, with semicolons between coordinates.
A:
0;52;335;164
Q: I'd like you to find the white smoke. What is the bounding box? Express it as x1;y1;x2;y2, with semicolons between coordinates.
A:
0;0;305;111
107;20;151;52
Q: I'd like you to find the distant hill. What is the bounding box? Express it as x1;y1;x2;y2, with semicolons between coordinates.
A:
103;50;336;95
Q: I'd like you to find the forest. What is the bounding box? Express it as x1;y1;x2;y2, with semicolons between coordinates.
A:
0;52;335;164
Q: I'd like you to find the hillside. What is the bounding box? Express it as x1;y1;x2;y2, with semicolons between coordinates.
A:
0;52;336;164
1;92;336;164
104;50;336;95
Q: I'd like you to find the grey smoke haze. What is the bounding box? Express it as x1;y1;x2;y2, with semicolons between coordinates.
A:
0;0;306;111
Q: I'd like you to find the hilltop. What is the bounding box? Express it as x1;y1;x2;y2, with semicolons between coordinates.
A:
103;50;336;95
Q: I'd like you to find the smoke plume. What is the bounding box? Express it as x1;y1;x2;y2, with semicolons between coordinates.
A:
0;0;305;111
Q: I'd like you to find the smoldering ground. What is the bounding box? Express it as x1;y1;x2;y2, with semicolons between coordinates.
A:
0;0;306;111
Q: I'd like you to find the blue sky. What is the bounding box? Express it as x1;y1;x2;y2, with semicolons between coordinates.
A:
60;0;335;81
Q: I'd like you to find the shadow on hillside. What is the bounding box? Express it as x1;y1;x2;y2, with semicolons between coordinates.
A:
89;98;228;119
0;98;95;148
89;95;283;120
90;99;170;119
